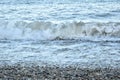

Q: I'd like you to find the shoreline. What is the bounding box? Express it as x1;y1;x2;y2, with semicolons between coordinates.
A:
0;64;120;80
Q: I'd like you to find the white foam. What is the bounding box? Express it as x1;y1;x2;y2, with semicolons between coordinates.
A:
0;21;120;40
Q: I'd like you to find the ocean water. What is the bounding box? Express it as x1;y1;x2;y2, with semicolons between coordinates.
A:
0;0;120;67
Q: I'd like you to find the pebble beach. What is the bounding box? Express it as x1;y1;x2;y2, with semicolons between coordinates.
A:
0;63;120;80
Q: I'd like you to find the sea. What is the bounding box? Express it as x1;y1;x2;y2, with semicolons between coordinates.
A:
0;0;120;68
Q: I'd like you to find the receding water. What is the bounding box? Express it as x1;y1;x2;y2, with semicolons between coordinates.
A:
0;39;120;68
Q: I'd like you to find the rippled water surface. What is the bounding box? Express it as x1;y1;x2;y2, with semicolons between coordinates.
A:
0;3;120;21
0;0;120;67
0;39;120;68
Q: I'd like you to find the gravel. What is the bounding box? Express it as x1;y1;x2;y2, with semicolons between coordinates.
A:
0;64;120;80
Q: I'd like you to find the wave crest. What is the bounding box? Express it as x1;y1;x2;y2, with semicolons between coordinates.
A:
0;21;120;40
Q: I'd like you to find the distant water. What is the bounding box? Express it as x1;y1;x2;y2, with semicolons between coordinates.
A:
0;0;120;39
0;0;120;4
0;0;120;67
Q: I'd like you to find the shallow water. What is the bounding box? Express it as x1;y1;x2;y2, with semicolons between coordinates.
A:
0;39;120;68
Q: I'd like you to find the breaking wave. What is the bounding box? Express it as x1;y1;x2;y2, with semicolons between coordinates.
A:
0;21;120;40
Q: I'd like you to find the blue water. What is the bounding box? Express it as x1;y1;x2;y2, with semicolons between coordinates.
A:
0;0;120;39
0;0;120;67
0;0;120;4
0;0;120;22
